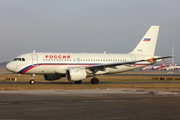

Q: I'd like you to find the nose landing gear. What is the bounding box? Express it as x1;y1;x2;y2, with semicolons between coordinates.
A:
29;74;35;84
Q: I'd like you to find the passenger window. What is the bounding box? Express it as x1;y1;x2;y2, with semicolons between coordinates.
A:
22;58;25;61
18;58;21;61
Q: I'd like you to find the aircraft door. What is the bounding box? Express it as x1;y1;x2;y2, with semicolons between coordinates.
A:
77;58;80;64
31;54;38;66
130;55;136;67
130;55;136;61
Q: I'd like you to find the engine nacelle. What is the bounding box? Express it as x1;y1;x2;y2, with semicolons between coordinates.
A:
44;74;63;81
66;68;87;81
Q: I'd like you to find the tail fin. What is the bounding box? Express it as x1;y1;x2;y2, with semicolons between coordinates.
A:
130;26;159;56
162;61;166;67
169;63;172;67
160;61;166;68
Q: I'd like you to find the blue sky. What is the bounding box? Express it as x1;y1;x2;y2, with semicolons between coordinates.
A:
0;0;180;63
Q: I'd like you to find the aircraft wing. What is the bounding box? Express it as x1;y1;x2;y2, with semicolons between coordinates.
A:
84;56;173;71
153;56;173;60
85;60;143;70
148;56;173;63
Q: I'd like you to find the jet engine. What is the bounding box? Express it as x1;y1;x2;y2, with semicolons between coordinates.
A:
66;68;87;81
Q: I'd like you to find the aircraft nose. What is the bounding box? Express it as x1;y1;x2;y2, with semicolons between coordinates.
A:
6;62;17;73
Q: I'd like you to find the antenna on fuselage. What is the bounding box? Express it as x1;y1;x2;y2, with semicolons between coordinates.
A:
33;50;36;53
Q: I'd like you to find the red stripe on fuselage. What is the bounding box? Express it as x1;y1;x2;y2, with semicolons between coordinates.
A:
21;63;149;74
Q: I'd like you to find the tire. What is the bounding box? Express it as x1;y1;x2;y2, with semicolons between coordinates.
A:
91;78;99;84
29;79;35;84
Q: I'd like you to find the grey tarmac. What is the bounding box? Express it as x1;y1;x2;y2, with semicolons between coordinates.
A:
0;89;180;120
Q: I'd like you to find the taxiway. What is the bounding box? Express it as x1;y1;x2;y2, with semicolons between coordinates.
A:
0;89;180;119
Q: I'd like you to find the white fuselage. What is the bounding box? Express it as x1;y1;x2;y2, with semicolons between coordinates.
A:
6;52;158;75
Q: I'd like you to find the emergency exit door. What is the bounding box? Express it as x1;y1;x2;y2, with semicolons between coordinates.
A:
31;54;38;66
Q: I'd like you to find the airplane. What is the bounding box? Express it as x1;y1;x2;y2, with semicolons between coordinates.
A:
152;61;166;70
174;64;180;70
141;61;166;70
141;65;153;70
166;63;174;70
165;63;180;71
6;26;172;84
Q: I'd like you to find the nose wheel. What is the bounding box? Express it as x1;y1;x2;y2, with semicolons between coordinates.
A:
29;74;35;84
29;79;35;84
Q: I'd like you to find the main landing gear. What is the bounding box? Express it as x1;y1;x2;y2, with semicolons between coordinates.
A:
91;78;99;84
29;74;35;84
90;71;99;84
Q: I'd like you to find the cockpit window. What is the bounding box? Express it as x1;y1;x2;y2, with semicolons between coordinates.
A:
13;58;18;61
13;58;25;61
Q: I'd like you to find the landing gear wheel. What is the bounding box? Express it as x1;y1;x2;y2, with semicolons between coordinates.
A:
74;80;82;84
29;79;35;84
30;74;35;84
91;78;99;84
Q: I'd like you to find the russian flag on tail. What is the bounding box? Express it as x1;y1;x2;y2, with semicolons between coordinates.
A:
143;38;151;42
